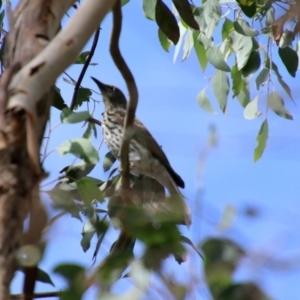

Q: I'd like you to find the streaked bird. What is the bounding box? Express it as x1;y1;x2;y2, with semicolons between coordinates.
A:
92;77;191;226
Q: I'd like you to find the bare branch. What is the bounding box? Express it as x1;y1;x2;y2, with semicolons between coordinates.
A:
70;27;101;111
110;0;139;200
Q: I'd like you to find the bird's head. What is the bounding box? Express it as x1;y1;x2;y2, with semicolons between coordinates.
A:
91;77;127;109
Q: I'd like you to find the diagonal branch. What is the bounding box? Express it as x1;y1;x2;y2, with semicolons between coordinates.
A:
70;27;100;111
109;0;139;199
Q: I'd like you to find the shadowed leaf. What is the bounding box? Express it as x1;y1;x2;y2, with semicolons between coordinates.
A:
254;119;268;162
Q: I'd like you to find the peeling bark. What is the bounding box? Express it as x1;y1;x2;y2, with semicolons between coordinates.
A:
0;1;75;298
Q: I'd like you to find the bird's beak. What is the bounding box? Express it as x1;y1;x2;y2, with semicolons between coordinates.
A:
91;77;109;94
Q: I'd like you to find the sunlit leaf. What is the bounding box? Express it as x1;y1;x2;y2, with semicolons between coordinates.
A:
193;31;207;71
197;31;213;50
203;0;221;38
254;119;268;162
61;108;90;124
197;89;216;114
57;138;99;164
236;86;250;108
143;0;156;20
81;218;96;252
267;92;293;120
222;18;233;40
233;19;259;37
182;28;194;60
279;30;294;48
173;22;186;62
255;68;269;89
277;76;293;101
231;64;244;97
74;51;90;64
230;31;252;70
244;96;261;120
212;71;230;113
207;46;230;72
156;0;179;44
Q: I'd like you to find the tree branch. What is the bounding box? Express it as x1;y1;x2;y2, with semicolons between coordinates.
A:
70;27;101;111
109;0;139;200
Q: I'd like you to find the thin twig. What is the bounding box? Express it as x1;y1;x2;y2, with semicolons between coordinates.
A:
110;0;139;200
70;27;100;110
87;116;101;127
11;291;61;299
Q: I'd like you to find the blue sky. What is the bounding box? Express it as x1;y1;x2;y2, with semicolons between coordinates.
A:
9;1;300;299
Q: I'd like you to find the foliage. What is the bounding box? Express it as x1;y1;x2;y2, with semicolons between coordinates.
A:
143;0;299;161
1;0;295;299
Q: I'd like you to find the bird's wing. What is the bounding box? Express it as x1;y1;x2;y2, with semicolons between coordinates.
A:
113;110;185;189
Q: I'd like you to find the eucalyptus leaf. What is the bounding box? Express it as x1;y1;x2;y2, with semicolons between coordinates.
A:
267;92;293;120
57;138;99;164
197;89;216;114
278;47;298;78
255;68;269;89
233;19;259;37
212;71;230;113
207;46;230;72
61;108;90;124
193;31;207;71
158;28;171;52
244;96;261;120
254;119;268;162
231;64;244;97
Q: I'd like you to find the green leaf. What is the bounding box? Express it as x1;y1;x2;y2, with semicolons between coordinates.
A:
122;0;130;6
231;64;244;97
53;86;67;110
80;217;96;252
197;31;213;50
277;76;293;101
237;86;250;108
255;68;269;89
222;18;234;40
182;28;194;60
54;264;85;300
57;138;99;164
203;0;221;38
83;121;97;139
212;71;230;113
279;30;294;48
243;96;261;120
158;28;171;52
230;31;253;70
60;161;95;181
197;89;216;114
47;184;81;219
155;0;179;45
278;47;298;78
172;0;199;29
241;50;261;77
207;46;230;72
233;19;259;37
77;177;103;205
75;87;92;108
103;151;117;172
267;92;293;120
266;7;274;26
74;51;90;64
193;31;207;71
254;119;268;162
36;268;55;286
236;0;256;18
61;108;90;124
143;0;156;20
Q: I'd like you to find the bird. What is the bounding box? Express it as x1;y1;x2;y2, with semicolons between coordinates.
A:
91;77;191;226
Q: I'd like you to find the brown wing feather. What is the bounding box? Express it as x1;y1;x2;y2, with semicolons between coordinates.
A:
114;111;185;188
133;118;185;189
